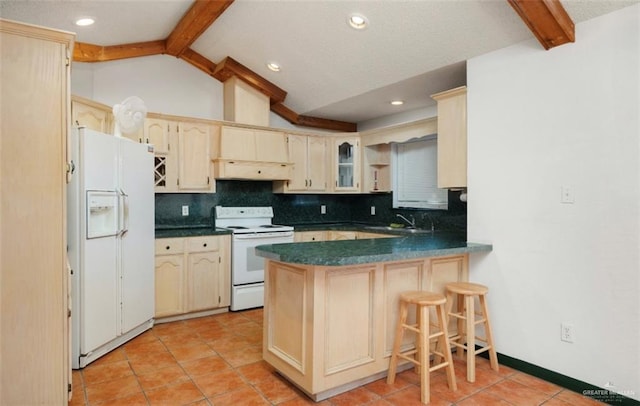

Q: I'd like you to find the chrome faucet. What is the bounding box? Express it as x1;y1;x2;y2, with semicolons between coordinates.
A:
423;212;435;233
396;214;416;228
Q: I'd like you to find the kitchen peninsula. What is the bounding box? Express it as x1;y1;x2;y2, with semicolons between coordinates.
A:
255;233;491;400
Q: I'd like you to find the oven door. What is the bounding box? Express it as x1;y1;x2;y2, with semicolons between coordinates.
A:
232;232;294;285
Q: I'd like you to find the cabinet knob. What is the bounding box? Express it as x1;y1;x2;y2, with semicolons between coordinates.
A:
258;170;262;174
165;246;170;250
203;243;207;247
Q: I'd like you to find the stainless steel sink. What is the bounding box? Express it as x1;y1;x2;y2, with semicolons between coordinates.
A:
365;226;434;234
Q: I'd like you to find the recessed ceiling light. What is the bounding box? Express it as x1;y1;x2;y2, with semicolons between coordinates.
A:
390;100;404;106
348;14;368;30
266;62;281;72
75;18;95;26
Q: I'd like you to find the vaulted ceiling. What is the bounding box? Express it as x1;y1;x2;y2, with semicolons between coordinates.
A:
1;0;636;130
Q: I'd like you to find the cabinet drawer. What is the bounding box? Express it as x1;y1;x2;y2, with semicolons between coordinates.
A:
186;236;219;253
155;238;184;255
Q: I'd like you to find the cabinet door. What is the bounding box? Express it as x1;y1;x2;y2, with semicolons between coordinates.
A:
154;124;179;193
178;122;211;190
286;134;308;191
333;137;360;192
72;101;110;133
155;255;185;317
187;252;220;312
144;118;170;154
308;136;328;192
432;87;467;188
220;126;256;160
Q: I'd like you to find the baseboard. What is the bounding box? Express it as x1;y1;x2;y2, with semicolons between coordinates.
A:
477;349;639;405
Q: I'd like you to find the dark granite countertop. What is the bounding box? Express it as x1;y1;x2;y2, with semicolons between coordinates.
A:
255;231;492;266
155;227;232;239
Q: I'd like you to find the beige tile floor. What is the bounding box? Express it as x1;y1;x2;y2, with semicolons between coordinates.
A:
70;309;603;405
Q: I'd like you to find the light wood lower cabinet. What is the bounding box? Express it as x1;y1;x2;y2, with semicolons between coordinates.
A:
294;231;327;242
154;235;230;319
263;254;468;400
295;230;397;242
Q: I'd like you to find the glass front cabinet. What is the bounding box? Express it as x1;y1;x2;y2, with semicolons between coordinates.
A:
333;136;360;192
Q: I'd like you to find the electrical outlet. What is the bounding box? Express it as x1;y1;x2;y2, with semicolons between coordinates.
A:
561;323;574;343
561;186;574;204
320;205;326;214
371;206;376;215
182;205;189;216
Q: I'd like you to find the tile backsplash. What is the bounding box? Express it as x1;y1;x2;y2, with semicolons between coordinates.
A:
155;180;466;233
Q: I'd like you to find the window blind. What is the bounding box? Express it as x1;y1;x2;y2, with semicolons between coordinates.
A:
394;138;448;209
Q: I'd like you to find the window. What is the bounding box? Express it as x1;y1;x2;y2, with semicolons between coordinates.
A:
392;136;448;209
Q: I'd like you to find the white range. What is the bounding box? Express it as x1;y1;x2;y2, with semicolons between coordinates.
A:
215;206;294;311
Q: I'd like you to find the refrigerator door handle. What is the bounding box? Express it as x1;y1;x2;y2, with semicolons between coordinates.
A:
119;189;129;237
118;189;129;238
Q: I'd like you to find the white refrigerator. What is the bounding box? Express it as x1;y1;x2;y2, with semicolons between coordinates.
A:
68;127;155;368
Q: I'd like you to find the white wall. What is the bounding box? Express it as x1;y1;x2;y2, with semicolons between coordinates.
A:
71;55;224;120
467;4;639;401
358;105;437;131
71;55;434;133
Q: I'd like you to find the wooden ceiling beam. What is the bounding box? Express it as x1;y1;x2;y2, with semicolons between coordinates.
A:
73;40;166;62
180;48;217;76
165;0;235;57
507;0;575;50
271;103;357;132
212;56;288;104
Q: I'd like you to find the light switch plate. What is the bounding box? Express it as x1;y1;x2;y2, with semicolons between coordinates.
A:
182;205;189;216
320;205;326;214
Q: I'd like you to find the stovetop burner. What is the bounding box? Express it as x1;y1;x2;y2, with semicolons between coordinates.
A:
214;206;294;234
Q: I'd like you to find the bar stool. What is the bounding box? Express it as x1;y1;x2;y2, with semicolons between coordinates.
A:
387;291;457;404
444;282;499;382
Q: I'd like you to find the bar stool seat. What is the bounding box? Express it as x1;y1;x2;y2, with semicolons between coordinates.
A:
445;282;499;383
387;291;456;404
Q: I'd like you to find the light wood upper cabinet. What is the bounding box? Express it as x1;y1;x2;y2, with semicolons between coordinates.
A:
1;19;74;405
362;144;391;193
178;122;212;190
72;97;113;134
332;136;361;193
431;86;467;189
151;118;215;193
144;118;171;155
308;136;329;192
275;134;328;193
